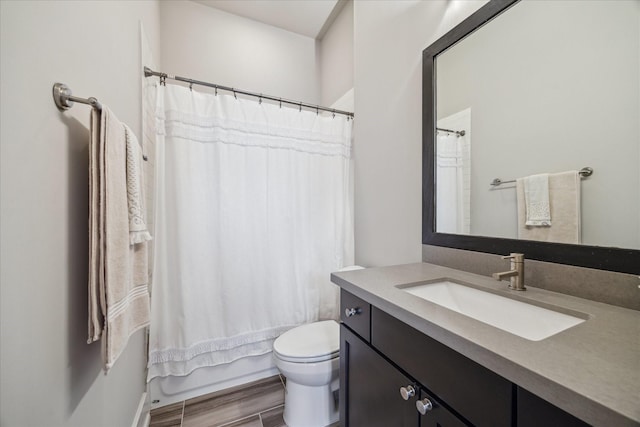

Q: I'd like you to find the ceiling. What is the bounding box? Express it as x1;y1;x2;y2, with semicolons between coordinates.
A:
193;0;341;39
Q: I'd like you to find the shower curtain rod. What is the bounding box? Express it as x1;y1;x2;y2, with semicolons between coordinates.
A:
436;127;465;137
143;67;354;119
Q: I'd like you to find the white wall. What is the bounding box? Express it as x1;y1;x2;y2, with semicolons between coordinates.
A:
159;0;320;104
319;0;354;107
0;1;160;426
0;1;502;422
353;0;486;267
437;0;640;249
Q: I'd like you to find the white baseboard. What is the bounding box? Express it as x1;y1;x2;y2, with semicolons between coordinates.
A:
132;391;149;427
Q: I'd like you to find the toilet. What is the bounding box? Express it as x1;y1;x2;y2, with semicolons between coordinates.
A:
273;320;340;427
273;265;364;427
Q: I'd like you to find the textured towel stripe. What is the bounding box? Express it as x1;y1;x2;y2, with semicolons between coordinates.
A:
108;285;148;319
108;284;149;321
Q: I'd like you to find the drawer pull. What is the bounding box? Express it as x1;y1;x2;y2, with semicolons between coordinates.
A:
345;307;362;317
416;398;433;415
399;385;416;400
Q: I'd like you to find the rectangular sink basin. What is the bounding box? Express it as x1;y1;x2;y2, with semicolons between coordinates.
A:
401;280;586;341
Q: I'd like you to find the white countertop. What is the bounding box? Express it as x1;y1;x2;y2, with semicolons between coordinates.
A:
331;262;640;427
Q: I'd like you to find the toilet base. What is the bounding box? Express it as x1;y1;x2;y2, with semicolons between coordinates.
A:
283;381;338;427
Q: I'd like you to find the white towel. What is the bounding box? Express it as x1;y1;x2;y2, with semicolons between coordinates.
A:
523;173;551;226
87;106;151;372
124;124;152;245
517;171;581;244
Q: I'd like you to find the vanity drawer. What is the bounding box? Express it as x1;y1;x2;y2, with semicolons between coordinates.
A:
371;307;513;427
340;289;371;342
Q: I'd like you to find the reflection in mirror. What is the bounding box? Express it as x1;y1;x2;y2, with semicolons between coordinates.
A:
435;0;639;250
435;109;471;235
423;0;640;274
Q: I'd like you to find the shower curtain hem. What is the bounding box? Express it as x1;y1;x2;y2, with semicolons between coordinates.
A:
149;324;296;364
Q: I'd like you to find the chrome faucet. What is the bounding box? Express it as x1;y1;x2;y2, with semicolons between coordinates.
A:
492;253;526;291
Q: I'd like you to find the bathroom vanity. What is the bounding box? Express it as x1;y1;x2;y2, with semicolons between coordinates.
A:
333;263;640;427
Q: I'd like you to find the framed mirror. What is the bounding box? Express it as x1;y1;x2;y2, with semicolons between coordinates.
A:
422;0;640;275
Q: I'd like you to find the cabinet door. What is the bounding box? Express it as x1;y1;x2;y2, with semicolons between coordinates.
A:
372;307;512;427
418;390;468;427
517;387;589;427
340;324;418;427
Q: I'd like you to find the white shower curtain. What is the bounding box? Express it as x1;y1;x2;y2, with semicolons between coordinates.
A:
148;84;354;379
436;132;470;234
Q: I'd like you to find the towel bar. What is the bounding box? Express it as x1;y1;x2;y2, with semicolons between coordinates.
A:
490;167;593;187
52;83;147;161
53;83;102;111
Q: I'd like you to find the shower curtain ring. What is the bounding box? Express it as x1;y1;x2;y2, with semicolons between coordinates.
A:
189;82;193;92
233;89;237;100
299;103;302;112
259;94;262;105
215;86;218;96
316;106;319;115
279;98;282;109
332;109;336;118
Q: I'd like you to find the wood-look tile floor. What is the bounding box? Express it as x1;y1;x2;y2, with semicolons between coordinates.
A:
150;375;288;427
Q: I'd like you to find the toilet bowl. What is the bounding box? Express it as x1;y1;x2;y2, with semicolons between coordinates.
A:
273;320;340;427
273;265;364;427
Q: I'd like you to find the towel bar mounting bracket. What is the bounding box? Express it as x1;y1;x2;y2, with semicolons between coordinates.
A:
52;82;101;111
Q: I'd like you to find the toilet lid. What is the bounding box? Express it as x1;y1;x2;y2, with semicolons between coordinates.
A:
273;320;339;363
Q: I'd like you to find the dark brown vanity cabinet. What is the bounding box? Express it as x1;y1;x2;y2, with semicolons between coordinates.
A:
340;324;465;427
372;307;513;427
419;389;468;427
340;290;468;427
339;289;591;427
340;325;417;426
340;289;371;341
517;388;589;427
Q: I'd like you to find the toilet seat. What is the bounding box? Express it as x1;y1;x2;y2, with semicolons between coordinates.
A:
273;320;339;363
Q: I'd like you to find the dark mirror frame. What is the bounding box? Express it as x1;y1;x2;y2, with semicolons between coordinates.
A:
422;0;640;275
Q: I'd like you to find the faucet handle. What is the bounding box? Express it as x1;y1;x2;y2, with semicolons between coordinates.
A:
501;253;524;262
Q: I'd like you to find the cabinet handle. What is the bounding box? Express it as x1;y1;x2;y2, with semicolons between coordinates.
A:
399;385;416;400
345;307;361;317
416;398;433;415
